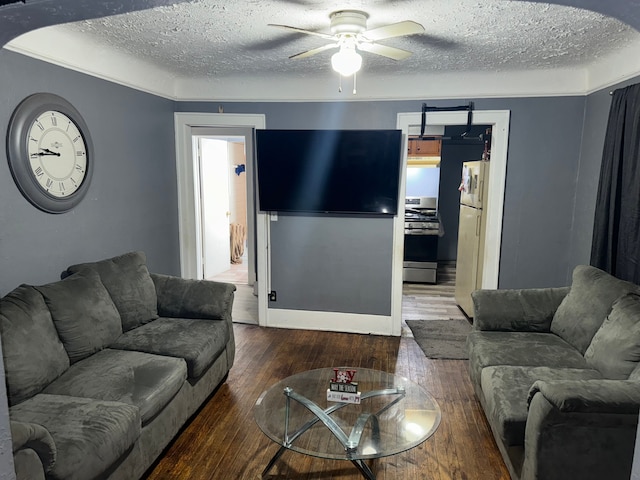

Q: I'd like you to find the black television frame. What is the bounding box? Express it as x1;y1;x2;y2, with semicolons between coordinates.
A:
255;129;403;216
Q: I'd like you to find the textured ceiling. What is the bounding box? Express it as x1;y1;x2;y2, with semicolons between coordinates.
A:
54;0;638;80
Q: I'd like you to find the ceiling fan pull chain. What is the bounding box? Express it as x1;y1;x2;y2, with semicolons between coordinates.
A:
338;74;343;93
353;72;357;95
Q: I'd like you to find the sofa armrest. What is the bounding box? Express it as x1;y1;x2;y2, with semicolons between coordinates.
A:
150;273;236;321
522;380;639;480
11;421;56;473
527;379;640;414
471;286;569;332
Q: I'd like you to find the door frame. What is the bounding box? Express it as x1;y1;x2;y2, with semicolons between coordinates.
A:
394;110;510;334
174;112;268;324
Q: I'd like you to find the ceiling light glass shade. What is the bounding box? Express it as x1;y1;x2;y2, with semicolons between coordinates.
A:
331;46;362;77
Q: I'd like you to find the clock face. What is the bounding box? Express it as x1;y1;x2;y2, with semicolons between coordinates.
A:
7;93;93;213
26;110;88;198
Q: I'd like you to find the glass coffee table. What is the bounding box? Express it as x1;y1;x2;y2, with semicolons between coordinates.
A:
254;367;441;479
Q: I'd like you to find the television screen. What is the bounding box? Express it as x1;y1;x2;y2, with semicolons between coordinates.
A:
256;129;403;215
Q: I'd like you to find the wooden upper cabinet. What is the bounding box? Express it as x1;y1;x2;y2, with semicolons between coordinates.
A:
407;137;441;157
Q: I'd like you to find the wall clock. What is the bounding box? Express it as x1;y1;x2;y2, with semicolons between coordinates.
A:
6;93;93;213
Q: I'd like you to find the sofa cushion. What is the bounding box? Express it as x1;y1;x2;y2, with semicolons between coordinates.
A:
0;285;69;406
584;293;640;379
43;348;187;425
110;317;230;378
35;270;122;363
551;265;639;354
67;251;158;331
467;331;589;388
10;394;140;480
481;366;602;446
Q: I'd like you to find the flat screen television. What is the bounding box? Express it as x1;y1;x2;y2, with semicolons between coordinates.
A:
256;129;403;215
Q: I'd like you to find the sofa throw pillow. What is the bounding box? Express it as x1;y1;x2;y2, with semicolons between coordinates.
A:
0;285;70;406
67;251;158;332
35;269;122;363
584;293;640;379
550;265;640;354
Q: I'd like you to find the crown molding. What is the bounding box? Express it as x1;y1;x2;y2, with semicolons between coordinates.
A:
6;28;640;101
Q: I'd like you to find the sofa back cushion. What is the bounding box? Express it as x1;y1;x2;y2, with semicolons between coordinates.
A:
584;293;640;379
551;265;640;354
35;270;122;363
67;251;158;331
0;285;69;406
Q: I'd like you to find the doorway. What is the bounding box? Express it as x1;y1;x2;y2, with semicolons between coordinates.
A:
192;126;260;325
395;110;510;335
195;135;249;283
174;113;268;327
195;132;259;325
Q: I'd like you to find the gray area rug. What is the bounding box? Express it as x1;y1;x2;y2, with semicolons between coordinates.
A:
406;319;472;360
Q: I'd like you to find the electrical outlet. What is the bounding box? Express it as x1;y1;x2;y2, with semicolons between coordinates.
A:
269;291;277;302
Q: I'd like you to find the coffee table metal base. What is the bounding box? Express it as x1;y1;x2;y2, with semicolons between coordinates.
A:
262;445;375;480
262;386;405;479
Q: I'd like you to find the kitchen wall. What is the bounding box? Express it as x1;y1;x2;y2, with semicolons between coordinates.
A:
406;168;440;198
0;49;180;295
437;125;487;261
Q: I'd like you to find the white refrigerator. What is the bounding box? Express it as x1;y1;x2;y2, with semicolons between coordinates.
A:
455;160;490;318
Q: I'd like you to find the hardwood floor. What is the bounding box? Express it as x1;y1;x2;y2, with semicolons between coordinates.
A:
145;265;509;480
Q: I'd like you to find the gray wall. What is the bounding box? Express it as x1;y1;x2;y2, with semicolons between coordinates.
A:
180;95;587;298
1;50;629;310
181;101;406;316
269;214;393;315
0;50;181;295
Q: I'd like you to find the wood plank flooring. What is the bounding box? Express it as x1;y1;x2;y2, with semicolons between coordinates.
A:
145;264;509;480
402;263;468;332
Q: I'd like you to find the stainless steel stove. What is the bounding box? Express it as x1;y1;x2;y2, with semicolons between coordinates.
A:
403;197;440;283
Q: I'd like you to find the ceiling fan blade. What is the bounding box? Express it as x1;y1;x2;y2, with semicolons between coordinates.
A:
358;42;413;61
289;43;339;59
268;24;335;40
361;20;425;42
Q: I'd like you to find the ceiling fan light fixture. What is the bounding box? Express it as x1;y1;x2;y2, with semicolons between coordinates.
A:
331;45;362;77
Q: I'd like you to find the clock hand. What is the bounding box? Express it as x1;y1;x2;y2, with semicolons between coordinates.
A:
38;148;61;156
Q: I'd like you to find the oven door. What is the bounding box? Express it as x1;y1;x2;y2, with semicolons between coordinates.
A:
403;230;439;283
404;231;438;263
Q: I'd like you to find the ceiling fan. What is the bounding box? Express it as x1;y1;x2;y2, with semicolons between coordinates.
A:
268;10;425;77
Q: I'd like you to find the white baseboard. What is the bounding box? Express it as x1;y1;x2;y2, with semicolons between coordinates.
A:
265;308;397;336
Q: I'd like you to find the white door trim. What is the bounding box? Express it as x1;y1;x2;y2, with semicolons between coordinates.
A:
174;112;268;325
395;110;510;334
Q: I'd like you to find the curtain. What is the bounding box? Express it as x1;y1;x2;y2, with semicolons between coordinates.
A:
590;83;640;283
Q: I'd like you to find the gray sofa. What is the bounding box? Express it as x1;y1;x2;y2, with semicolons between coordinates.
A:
0;251;236;480
467;264;640;480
